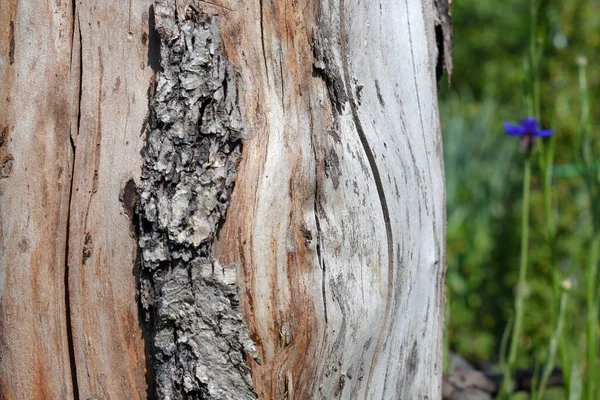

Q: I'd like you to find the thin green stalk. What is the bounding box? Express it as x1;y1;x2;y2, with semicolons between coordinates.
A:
509;157;532;366
560;329;572;397
528;0;540;120
570;362;583;400
541;137;556;243
537;290;568;400
586;233;600;400
497;317;514;399
500;316;514;369
500;158;532;398
540;135;560;326
577;57;591;170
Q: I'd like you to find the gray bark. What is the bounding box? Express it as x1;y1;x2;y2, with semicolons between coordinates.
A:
138;4;258;398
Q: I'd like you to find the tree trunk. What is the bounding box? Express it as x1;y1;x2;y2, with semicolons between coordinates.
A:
0;0;448;398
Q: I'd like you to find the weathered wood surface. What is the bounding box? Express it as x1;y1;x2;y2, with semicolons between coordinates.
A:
0;1;76;398
1;0;154;398
214;0;445;398
0;0;446;398
66;0;155;398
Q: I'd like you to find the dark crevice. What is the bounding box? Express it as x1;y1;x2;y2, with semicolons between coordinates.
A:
279;52;285;111
259;0;269;81
8;20;14;65
311;6;348;116
64;165;79;400
307;113;328;325
336;0;394;396
434;24;445;83
75;16;83;148
433;0;453;81
147;5;161;72
133;191;157;400
65;2;82;399
315;204;328;325
64;163;79;400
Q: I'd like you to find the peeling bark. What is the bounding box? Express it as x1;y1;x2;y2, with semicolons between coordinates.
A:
137;2;258;398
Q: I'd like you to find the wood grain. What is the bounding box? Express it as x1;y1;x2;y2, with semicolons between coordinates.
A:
214;0;446;398
66;0;154;398
0;0;76;398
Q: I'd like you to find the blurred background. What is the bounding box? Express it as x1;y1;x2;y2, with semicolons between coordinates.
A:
440;0;600;379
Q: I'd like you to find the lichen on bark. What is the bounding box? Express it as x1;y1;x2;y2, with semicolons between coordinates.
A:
137;1;258;398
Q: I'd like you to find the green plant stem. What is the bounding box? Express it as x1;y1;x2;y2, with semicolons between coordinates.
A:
537;291;568;400
541;137;556;243
560;329;572;397
541;137;560;313
586;232;600;400
500;158;532;398
497;318;514;399
509;157;532;367
529;0;540;120
577;58;591;170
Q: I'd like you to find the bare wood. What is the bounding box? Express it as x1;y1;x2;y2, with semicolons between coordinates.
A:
66;0;155;398
0;1;75;398
213;0;446;398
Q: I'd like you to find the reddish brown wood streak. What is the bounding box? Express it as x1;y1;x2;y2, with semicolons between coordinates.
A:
66;1;152;398
215;0;325;398
0;1;76;398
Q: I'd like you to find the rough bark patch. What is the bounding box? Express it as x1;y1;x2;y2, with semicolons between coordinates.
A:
137;1;258;398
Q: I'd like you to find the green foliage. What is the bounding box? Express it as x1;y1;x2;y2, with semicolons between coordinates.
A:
441;0;600;382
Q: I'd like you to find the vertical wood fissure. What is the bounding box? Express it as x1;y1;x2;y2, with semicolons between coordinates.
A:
336;0;395;395
259;0;269;80
64;145;79;400
64;1;82;397
308;112;328;326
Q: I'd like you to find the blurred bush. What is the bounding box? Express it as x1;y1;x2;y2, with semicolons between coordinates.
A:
441;0;600;366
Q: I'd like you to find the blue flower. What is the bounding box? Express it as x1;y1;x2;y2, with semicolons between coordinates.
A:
503;117;554;138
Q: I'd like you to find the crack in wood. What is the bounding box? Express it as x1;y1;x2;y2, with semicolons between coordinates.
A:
308;113;328;326
64;3;83;397
8;21;14;65
335;0;395;397
259;0;269;81
312;20;348;114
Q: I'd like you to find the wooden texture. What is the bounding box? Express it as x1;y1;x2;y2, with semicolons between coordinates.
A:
0;0;154;398
213;0;446;398
66;0;154;398
0;0;445;398
0;1;76;398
